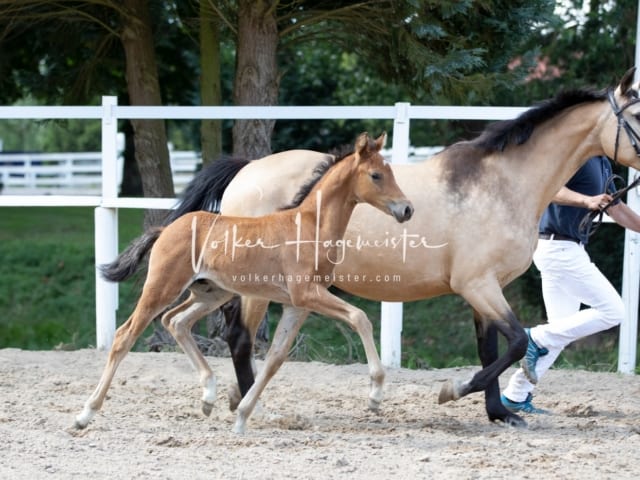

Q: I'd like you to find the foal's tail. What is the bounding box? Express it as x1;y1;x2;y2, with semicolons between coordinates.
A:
163;156;249;225
100;228;163;282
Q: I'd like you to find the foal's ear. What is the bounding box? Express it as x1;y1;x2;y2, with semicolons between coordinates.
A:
618;67;637;97
374;132;387;151
355;132;371;157
354;132;369;162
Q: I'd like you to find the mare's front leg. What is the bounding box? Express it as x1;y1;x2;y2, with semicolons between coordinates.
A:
437;280;527;427
472;310;527;427
223;296;270;411
233;305;309;434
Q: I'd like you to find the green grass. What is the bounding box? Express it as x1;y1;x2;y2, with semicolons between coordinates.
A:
0;207;145;349
0;206;635;372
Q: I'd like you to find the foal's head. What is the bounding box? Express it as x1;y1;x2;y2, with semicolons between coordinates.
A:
350;132;414;223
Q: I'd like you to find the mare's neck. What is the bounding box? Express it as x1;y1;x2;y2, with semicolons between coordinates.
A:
519;101;610;217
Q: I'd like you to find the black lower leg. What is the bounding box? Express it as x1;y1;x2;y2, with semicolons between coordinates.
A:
222;297;255;396
473;311;527;426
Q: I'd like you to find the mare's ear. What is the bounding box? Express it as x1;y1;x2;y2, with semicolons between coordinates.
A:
618;67;636;97
374;132;387;151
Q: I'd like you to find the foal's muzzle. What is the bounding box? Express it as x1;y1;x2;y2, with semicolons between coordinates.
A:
390;201;414;223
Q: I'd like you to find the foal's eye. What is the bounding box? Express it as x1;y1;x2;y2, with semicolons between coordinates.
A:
370;171;383;181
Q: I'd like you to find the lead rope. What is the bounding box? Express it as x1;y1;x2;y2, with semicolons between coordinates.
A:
578;174;640;238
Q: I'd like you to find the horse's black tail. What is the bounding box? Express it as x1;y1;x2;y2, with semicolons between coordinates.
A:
100;228;163;282
163;156;249;225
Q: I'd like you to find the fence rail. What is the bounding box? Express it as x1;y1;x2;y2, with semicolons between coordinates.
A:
0;96;638;373
0;150;202;195
0;147;442;196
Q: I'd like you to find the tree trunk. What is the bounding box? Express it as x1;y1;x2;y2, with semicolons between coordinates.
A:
200;0;223;166
119;120;143;196
121;0;174;227
232;0;279;159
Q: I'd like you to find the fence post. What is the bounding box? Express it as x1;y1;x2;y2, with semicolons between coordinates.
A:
380;102;410;368
95;96;119;350
619;167;640;373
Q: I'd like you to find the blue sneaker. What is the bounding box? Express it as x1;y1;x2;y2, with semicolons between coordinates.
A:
520;328;548;384
501;393;550;414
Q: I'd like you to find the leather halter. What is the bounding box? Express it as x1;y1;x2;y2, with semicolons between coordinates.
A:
579;90;640;237
607;88;640;160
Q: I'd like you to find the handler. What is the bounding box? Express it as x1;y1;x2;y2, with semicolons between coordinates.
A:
501;155;640;413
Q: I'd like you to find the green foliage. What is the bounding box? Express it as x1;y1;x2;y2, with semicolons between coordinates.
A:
0;97;101;152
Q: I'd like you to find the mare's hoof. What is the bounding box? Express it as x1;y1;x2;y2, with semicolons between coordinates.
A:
438;379;462;404
501;412;528;428
202;401;214;417
227;386;241;412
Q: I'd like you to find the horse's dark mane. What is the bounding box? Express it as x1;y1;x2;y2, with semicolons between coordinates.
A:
472;88;608;152
279;144;353;210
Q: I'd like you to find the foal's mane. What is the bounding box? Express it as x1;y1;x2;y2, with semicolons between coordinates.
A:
472;88;608;152
280;144;353;210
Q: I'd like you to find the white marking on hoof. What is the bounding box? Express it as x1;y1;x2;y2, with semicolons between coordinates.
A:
199;377;217;417
201;377;217;404
368;384;384;411
74;406;95;429
232;416;246;435
369;381;384;411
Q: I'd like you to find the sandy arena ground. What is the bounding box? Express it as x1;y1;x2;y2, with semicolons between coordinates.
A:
1;348;640;479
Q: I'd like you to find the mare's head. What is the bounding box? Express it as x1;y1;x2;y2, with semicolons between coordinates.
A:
601;68;640;169
351;132;413;223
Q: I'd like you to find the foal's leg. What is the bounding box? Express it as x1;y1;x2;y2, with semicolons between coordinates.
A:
74;280;184;429
225;296;270;411
161;282;234;416
295;286;385;410
233;305;309;434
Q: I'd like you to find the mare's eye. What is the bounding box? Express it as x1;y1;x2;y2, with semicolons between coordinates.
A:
370;172;382;181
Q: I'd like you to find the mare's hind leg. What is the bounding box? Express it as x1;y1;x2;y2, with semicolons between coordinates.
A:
225;296;269;411
233;305;309;434
74;279;184;429
161;281;234;416
437;278;527;427
472;310;526;427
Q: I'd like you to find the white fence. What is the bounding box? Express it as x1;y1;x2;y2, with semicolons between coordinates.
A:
0;150;201;195
0;96;638;373
0;147;441;195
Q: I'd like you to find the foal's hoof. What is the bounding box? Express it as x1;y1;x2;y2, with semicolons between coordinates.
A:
73;419;87;430
438;379;463;404
201;401;214;417
368;397;382;411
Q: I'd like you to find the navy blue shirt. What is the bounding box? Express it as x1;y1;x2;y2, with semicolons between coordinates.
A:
539;156;616;245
